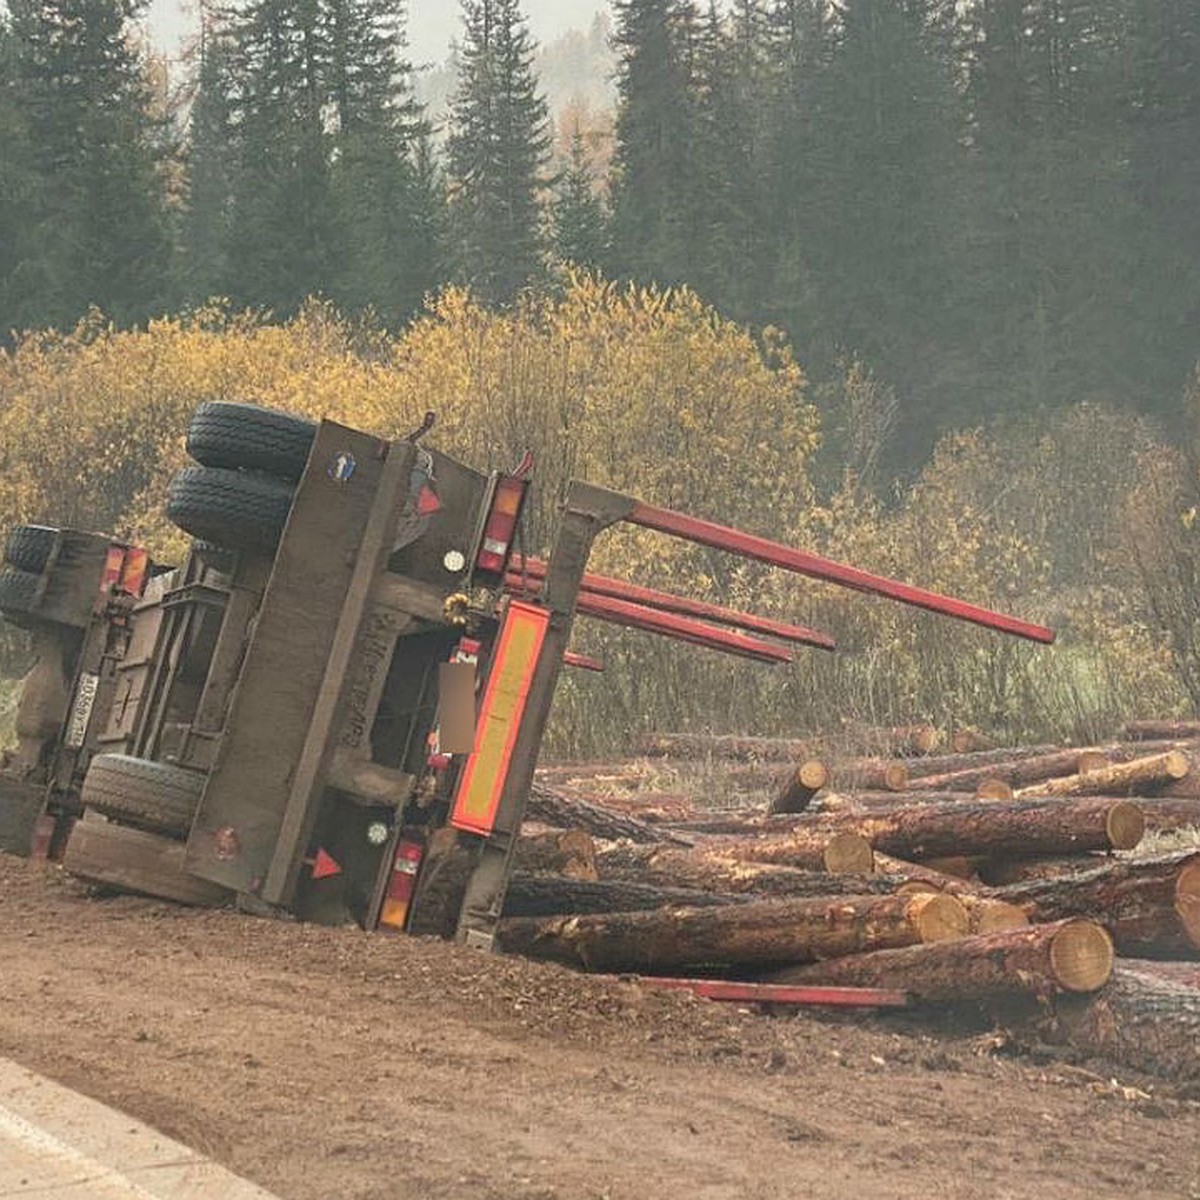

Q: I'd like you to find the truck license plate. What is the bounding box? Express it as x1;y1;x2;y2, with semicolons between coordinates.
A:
65;673;99;749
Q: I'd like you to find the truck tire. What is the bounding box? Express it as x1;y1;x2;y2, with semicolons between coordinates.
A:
166;465;294;554
80;754;205;839
3;525;57;574
63;816;232;907
0;566;42;622
186;401;317;482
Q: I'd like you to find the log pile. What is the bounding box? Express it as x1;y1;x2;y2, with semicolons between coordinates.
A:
516;721;1200;1084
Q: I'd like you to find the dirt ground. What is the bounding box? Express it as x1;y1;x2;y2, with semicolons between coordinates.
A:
1;853;1198;1200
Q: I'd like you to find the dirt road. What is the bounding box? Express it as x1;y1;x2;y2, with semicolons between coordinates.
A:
1;852;1198;1200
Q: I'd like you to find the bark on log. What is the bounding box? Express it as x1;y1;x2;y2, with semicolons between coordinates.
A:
637;733;820;762
1122;720;1200;742
763;920;1113;1002
1016;964;1200;1083
909;748;1110;795
959;894;1030;934
995;851;1200;958
511;829;598;880
596;842;898;898
1116;959;1200;990
768;760;829;815
978;855;1112;887
502;873;743;917
1135;796;1200;831
951;730;996;754
812;790;989;814
496;891;969;973
906;743;1060;780
975;779;1015;800
525;784;685;845
836;758;909;792
871;853;979;896
879;724;941;756
1014;750;1190;799
708;796;1145;865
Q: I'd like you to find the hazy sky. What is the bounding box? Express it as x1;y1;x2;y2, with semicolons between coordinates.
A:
144;0;608;62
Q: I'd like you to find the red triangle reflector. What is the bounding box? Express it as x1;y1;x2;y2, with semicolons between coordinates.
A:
312;848;342;880
417;484;441;516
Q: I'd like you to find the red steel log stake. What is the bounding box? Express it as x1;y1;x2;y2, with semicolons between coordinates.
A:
624;501;1056;644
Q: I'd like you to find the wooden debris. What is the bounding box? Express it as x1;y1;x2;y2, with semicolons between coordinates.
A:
496;891;969;973
763;920;1113;1002
1015;750;1190;799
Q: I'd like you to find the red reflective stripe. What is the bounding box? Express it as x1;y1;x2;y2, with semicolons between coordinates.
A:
635;978;909;1008
509;558;835;651
119;548;149;597
575;592;793;665
626;502;1056;645
451;601;550;835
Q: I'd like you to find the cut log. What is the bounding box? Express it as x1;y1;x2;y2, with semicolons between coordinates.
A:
906;743;1059;780
1016;964;1200;1082
1015;750;1190;799
975;779;1014;800
836;758;908;792
712;797;1145;865
637;733;819;762
883;724;941;756
1135;796;1200;831
501;873;743;917
996;851;1200;957
1077;750;1110;775
511;829;598;880
977;854;1111;887
496;891;969;973
763;920;1113;1002
596;842;898;898
1117;959;1200;990
959;894;1030;934
909;748;1111;795
1122;720;1200;742
768;759;829;815
871;854;979;896
811;789;1005;815
951;730;995;754
525;784;684;845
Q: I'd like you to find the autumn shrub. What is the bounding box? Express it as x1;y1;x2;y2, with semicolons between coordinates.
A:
0;280;1193;756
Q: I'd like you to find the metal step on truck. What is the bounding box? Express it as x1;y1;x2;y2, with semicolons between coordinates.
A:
0;402;1054;948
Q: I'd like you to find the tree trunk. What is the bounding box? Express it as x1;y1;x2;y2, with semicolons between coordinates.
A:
1014;750;1190;799
909;748;1110;795
1116;959;1200;990
1122;720;1200;742
502;873;743;917
906;743;1060;781
596;841;882;893
707;797;1146;865
1016;964;1200;1083
835;758;909;792
871;853;980;896
496;891;969;973
1135;796;1200;830
768;760;829;815
512;829;598;880
762;920;1113;1002
978;854;1112;887
525;784;684;845
636;733;819;762
995;851;1200;958
950;730;995;754
958;894;1030;934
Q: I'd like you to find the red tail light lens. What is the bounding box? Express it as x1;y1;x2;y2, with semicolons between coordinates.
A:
379;838;425;930
475;476;527;576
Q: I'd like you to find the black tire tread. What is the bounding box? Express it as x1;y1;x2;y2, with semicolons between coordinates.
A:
166;465;293;554
3;525;57;573
80;753;205;838
187;401;317;482
0;566;42;616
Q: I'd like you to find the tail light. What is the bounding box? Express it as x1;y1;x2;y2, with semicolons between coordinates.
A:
474;475;528;577
379;838;425;931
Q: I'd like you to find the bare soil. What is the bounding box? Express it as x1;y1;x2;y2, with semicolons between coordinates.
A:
1;852;1199;1200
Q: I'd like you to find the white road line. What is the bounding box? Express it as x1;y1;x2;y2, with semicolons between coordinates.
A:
0;1101;168;1199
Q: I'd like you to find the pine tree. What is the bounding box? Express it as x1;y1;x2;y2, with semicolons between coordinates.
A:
0;14;38;333
179;6;238;304
609;0;701;286
552;128;608;269
325;0;438;322
446;0;550;306
6;0;170;328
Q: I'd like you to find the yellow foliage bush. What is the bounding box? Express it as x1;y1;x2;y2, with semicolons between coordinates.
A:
0;279;1192;755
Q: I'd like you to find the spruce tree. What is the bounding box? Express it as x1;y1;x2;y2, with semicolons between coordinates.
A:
0;15;37;333
446;0;550;306
609;0;701;286
7;0;170;328
552;129;608;269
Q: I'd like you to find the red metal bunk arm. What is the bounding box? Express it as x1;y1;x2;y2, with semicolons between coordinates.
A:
508;558;836;651
563;650;605;673
625;502;1056;645
573;591;794;665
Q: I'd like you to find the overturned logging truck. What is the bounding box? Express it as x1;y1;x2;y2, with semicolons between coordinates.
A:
0;401;1054;954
